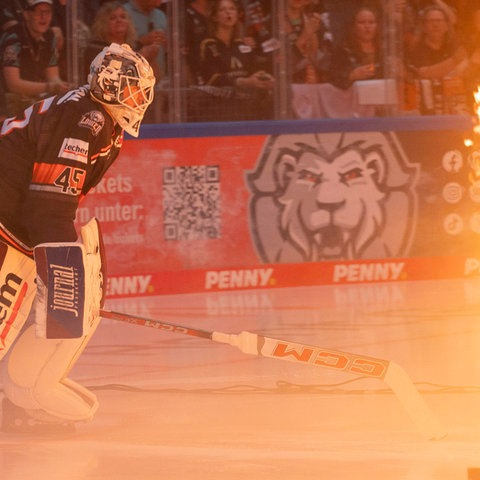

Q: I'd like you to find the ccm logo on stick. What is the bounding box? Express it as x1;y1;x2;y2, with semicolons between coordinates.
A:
271;342;388;378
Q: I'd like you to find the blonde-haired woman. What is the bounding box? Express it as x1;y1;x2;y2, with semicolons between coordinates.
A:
83;1;160;80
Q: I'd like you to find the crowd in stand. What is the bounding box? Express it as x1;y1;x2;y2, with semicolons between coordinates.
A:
0;0;480;123
0;0;167;122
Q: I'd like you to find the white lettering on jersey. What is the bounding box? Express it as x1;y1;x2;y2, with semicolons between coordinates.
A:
59;138;89;163
1;98;54;137
1;106;33;136
57;86;88;105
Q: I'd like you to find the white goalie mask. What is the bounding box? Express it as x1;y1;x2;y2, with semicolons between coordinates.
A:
88;43;155;137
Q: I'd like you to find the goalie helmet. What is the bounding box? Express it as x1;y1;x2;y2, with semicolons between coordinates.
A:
88;43;155;137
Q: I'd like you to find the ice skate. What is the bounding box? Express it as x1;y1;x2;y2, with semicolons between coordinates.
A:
1;397;75;435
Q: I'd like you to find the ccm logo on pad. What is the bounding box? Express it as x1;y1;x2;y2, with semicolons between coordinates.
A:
59;138;89;163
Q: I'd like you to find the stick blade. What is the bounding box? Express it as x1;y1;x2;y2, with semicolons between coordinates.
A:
385;362;447;440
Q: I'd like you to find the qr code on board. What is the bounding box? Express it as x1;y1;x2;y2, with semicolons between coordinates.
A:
163;165;221;240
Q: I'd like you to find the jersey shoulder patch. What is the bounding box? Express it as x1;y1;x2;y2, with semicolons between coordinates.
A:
78;110;106;137
56;89;109;137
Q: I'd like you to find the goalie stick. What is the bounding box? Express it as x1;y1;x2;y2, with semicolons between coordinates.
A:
100;308;446;440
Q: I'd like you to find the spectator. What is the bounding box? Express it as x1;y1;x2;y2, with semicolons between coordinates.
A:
83;1;160;79
184;0;211;85
328;4;383;90
192;0;274;121
405;5;468;114
406;6;467;79
0;0;70;117
404;1;467;52
284;0;333;84
184;1;274;86
123;0;168;82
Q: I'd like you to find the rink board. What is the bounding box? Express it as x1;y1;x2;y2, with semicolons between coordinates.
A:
73;116;480;297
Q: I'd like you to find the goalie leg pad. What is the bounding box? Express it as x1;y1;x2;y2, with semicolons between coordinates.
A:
1;324;99;422
0;241;36;361
1;218;105;422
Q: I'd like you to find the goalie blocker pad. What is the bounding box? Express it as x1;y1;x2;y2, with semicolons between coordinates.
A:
34;218;107;339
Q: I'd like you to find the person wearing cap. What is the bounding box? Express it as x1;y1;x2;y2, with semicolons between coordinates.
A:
0;0;70;117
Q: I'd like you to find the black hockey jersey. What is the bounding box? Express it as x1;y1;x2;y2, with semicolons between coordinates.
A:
199;37;255;87
0;86;123;252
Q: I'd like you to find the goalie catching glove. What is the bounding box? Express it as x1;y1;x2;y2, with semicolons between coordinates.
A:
1;218;107;424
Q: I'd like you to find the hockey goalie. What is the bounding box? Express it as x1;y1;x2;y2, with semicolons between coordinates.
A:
0;42;155;432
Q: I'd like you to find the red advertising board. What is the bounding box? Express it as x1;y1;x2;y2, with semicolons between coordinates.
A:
75;128;480;297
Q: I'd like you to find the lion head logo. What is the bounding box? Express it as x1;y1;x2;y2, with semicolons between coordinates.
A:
247;132;419;262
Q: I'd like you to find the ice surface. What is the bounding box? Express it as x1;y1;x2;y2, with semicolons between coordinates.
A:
1;278;480;479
